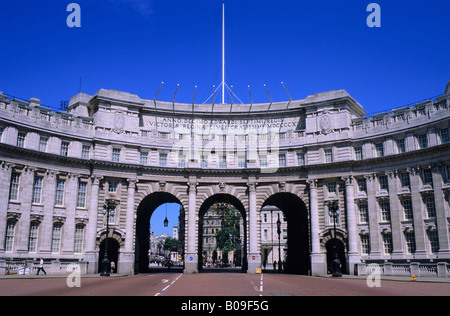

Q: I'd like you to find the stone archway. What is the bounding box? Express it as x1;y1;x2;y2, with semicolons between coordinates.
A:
197;193;248;273
135;192;184;273
262;192;310;275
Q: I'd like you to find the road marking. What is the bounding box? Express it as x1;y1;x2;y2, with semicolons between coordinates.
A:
156;273;182;296
260;273;264;296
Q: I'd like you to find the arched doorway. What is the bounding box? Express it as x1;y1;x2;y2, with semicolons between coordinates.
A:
98;237;120;274
198;194;248;273
135;192;185;273
325;236;347;275
262;193;310;275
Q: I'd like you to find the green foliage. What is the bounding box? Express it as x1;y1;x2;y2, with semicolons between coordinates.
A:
215;210;240;254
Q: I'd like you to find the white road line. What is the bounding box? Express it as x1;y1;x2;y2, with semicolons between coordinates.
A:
157;273;182;296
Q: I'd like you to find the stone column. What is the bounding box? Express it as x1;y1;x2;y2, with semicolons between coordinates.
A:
410;168;428;259
247;181;261;273
0;162;12;253
119;178;138;275
16;167;35;254
307;178;325;275
433;165;450;258
85;175;102;274
62;173;78;255
365;174;381;259
387;171;404;260
342;175;360;274
39;170;58;255
184;180;198;274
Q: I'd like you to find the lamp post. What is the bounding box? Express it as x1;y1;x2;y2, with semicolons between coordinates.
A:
100;198;119;277
328;202;342;277
276;214;282;272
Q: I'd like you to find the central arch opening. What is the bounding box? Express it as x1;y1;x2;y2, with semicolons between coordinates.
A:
135;192;185;274
198;194;248;273
262;193;310;275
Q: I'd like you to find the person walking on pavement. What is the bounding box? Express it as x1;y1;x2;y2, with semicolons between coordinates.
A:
36;258;46;275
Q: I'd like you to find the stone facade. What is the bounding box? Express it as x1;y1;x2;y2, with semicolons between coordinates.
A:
0;82;449;276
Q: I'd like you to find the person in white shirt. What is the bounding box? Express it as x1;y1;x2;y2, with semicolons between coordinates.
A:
36;258;47;275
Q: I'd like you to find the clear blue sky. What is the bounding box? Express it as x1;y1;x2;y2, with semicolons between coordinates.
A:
1;0;449;115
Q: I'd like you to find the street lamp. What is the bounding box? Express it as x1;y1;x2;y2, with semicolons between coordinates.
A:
100;199;119;277
276;214;282;272
328;202;342;277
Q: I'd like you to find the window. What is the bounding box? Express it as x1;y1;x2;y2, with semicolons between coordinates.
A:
327;182;336;194
383;233;393;254
402;199;413;221
424;196;436;218
77;181;87;208
112;148;120;162
0;126;3;142
375;143;384;157
219;155;227;168
400;172;410;188
81;145;90;159
446;165;450;183
361;235;370;255
422;168;433;185
418;133;428;149
9;171;20;201
278;153;286;167
5;219;17;251
428;231;439;253
55;178;65;206
324;149;333;163
28;222;39;252
74;224;84;253
396;138;405;154
359;203;368;223
140;152;148;165
51;223;62;253
259;154;267;167
238;155;246;168
440;128;449;144
108;181;117;193
178;153;186;168
355;146;363;160
357;178;367;193
39;137;48;152
405;232;416;254
201;155;208;168
378;175;388;191
380;201;391;222
108;208;116;225
60;141;69;156
297;152;305;166
32;175;43;204
17;132;26;148
159;153;167;167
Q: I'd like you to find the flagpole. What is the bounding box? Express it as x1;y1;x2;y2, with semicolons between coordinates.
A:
222;2;225;104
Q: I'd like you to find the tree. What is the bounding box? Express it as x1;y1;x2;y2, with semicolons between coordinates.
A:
163;237;180;252
215;210;240;255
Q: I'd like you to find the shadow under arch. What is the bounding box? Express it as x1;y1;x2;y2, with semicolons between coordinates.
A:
198;193;248;273
135;192;184;274
262;192;310;275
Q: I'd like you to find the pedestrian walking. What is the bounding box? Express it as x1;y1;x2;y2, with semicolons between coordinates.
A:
36;258;46;275
110;261;115;274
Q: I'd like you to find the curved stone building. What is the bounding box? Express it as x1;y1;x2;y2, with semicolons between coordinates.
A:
0;82;449;276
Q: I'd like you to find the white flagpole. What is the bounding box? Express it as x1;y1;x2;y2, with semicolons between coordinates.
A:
222;2;225;104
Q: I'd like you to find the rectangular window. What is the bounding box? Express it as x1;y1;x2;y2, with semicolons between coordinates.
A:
422;169;433;185
28;222;39;252
361;235;370;255
278;153;286;167
112;148;120;162
5;219;16;252
359;203;368;223
428;231;439;253
378;175;388;191
418;133;428;149
238;155;246;168
357;178;367;193
297;152;305;166
440;127;449;144
55;178;65;206
219;155;227;168
17;132;26;148
396;138;406;154
201;155;208;168
355;146;363;160
446;165;450;183
159;153;167;167
324;149;333;163
9;171;20;201
400;172;410;188
60;141;69;156
32;175;44;204
81;145;90;160
405;232;416;254
380;201;391;222
178;153;186;168
108;181;117;193
383;233;393;254
402;199;413;221
74;224;84;253
77;181;87;208
51;223;62;253
140;152;148;165
259;154;267;167
424;196;436;218
375;143;384;157
39;137;48;152
327;182;336;194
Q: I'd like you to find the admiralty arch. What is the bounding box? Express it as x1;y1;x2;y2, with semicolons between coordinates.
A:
0;81;449;277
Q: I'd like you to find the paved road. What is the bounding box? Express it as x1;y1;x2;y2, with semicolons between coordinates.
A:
1;272;449;296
